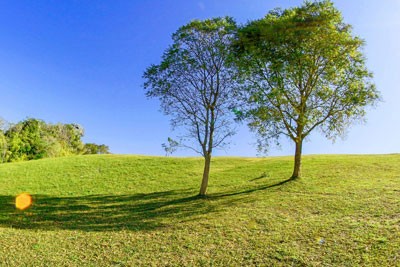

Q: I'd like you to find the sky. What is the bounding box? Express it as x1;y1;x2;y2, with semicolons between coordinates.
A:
0;0;399;157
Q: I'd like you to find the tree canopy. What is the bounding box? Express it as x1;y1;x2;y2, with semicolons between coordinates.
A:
234;0;380;178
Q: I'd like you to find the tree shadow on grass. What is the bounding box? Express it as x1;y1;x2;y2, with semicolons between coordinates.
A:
212;178;294;198
0;178;294;232
0;190;214;232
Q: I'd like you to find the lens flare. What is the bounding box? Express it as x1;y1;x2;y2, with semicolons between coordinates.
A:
16;193;33;210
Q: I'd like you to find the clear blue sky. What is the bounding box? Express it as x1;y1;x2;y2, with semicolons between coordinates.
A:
0;0;399;156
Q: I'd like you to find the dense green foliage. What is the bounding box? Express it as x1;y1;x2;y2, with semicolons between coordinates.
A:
0;154;399;266
83;143;110;155
234;0;380;178
0;118;109;163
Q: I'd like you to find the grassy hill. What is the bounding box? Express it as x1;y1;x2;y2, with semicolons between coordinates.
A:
0;154;399;266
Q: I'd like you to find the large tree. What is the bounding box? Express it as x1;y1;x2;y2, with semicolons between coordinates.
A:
143;17;237;196
235;1;380;178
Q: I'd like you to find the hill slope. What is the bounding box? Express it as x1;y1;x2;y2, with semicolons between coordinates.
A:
0;154;399;266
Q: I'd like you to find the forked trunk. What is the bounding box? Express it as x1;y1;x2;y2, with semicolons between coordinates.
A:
291;139;303;179
199;155;211;196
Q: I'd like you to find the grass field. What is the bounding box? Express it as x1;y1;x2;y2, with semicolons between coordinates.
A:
0;154;399;266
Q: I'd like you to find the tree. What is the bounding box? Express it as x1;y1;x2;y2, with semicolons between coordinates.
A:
234;1;380;179
0;132;7;163
62;123;85;154
45;123;85;156
5;118;47;161
144;17;238;196
0;118;8;163
83;143;110;154
161;137;179;157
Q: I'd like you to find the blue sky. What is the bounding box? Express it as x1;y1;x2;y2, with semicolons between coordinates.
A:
0;0;399;156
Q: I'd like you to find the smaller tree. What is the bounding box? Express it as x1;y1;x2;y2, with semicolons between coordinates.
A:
162;137;179;157
63;123;85;154
83;143;110;154
144;17;238;196
0;132;7;163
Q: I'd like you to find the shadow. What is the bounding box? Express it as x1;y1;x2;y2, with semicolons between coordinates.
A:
0;178;293;232
211;178;294;198
0;190;217;232
249;172;269;181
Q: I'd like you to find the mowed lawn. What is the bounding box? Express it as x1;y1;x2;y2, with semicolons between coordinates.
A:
0;154;399;266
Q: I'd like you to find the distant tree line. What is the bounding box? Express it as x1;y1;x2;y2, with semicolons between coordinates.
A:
0;117;110;163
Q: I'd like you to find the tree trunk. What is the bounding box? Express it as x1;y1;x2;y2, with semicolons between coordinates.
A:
291;139;303;179
199;154;211;196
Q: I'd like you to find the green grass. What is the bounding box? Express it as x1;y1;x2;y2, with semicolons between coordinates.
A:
0;154;399;266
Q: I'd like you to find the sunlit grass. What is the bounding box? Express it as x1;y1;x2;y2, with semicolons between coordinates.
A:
0;154;399;266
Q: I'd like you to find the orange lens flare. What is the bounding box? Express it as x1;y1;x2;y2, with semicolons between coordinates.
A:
16;193;33;210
